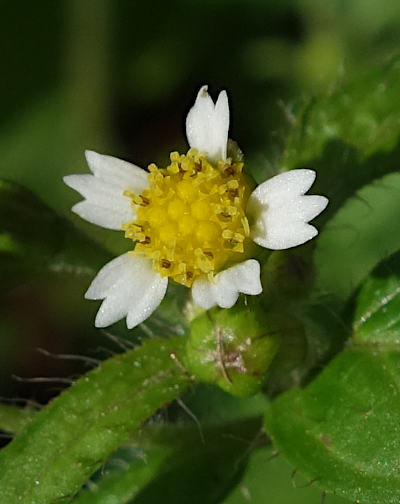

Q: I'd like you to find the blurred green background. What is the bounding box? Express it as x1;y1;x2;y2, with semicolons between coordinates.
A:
1;0;400;502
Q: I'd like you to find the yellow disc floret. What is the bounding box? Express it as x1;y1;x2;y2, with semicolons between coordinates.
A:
123;148;251;287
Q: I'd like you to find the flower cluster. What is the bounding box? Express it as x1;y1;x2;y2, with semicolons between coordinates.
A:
64;86;328;329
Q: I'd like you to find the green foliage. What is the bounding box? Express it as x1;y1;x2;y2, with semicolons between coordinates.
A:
133;419;263;504
223;445;347;504
0;404;35;434
315;172;400;303
74;418;264;504
353;252;400;345
0;179;110;290
281;59;400;222
283;60;400;168
264;251;400;503
260;60;400;503
0;336;189;503
72;447;168;504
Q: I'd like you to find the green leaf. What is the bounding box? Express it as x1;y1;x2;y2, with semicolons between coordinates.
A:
315;172;400;303
133;418;264;504
72;447;168;504
352;251;400;345
223;445;348;504
0;404;35;434
284;60;400;168
74;417;264;504
265;350;400;503
279;59;400;221
0;179;110;290
264;251;400;503
0;336;189;504
259;245;347;395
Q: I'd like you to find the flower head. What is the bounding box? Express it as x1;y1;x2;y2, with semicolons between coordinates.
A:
64;85;328;329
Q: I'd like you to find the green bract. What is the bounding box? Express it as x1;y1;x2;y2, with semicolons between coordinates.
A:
185;303;279;397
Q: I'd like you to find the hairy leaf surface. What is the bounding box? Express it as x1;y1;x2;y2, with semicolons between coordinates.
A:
315;172;400;303
0;336;189;504
265;252;400;503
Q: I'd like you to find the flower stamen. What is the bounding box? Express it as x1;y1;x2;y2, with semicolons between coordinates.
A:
123;149;251;287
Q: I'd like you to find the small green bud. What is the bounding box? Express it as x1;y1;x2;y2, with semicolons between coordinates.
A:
184;303;279;397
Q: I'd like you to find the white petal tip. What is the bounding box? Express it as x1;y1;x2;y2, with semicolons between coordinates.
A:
186;85;230;162
94;317;108;329
85;254;168;329
192;259;262;310
69;201;92;224
317;195;329;213
252;223;319;250
283;169;317;191
249;168;328;251
84;149;98;163
63;175;74;187
216;89;228;105
84;288;97;301
198;85;209;96
70;201;84;217
296;168;316;184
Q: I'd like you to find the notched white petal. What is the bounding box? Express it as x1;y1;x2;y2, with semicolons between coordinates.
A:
250;169;317;205
85;150;149;192
85;253;168;329
185;85;229;162
64;173;134;229
192;259;262;310
248;169;328;250
64;151;149;230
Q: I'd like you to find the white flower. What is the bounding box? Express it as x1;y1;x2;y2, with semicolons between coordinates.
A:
64;85;328;329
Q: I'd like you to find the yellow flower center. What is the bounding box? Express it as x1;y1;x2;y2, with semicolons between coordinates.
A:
123;149;251;287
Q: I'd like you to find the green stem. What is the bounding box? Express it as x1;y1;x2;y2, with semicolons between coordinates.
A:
0;336;190;504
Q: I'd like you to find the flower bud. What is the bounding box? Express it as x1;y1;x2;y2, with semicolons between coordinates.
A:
184;302;280;397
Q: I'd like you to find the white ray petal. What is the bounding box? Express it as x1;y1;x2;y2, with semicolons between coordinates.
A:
250;169;317;205
71;200;133;230
192;259;262;310
64;151;149;230
185;85;229;162
64;174;134;229
85;150;149;191
85;253;168;329
248;169;328;250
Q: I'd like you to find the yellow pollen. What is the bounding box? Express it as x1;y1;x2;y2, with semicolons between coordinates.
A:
179;214;196;235
123;149;251;287
177;179;198;200
159;222;177;243
196;221;220;243
168;199;187;220
191;199;210;220
148;207;166;227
